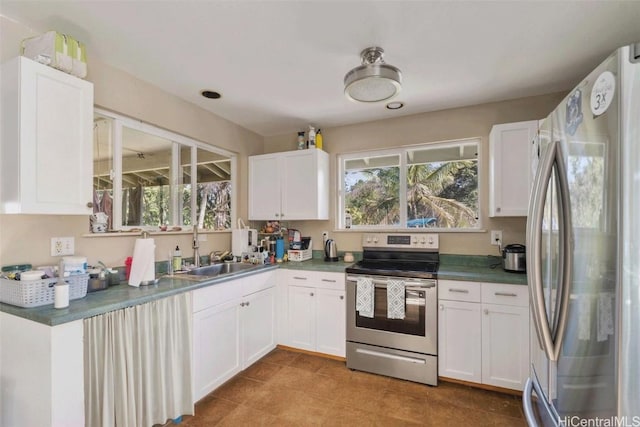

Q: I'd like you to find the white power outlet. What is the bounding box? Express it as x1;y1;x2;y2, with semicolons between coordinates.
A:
490;230;503;246
322;231;329;243
51;237;75;256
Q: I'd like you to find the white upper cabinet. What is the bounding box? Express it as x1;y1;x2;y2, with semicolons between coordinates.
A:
1;57;94;214
248;149;329;220
489;120;538;217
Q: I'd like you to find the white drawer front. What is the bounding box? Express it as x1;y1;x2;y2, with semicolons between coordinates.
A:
243;270;276;296
438;280;481;303
287;270;345;290
481;283;529;307
192;278;244;313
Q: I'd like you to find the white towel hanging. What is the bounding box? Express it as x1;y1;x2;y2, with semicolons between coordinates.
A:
387;279;406;319
356;277;374;318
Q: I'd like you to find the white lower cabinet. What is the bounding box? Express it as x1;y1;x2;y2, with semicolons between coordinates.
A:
438;299;482;383
192;271;276;402
438;280;529;391
283;270;346;357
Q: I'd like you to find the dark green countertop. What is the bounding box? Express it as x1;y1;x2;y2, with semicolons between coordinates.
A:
0;264;278;326
438;254;528;285
1;253;526;327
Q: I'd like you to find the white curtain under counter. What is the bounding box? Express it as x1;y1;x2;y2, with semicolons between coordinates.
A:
84;292;194;427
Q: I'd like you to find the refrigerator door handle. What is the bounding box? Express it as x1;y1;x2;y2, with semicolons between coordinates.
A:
523;376;561;427
527;140;572;361
552;140;573;361
522;378;537;426
527;140;556;360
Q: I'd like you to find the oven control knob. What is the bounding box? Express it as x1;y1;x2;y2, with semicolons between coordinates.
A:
373;237;379;243
412;237;418;244
428;237;434;245
420;237;426;244
366;236;372;244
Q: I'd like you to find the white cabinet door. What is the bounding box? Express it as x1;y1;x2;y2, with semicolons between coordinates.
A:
481;303;529;390
248;149;329;220
438;299;482;383
192;299;241;401
315;288;346;357
287;285;316;351
1;56;94;214
489;120;538;217
248;154;281;220
241;287;276;368
280;150;329;220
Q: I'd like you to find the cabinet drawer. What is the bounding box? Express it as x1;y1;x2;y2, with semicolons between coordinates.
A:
481;283;529;307
287;270;345;290
243;270;276;296
192;278;244;313
438;280;481;302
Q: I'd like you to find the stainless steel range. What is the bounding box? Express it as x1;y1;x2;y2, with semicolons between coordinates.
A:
345;233;439;386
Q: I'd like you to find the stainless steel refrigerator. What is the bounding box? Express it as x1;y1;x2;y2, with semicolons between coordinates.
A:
523;43;640;425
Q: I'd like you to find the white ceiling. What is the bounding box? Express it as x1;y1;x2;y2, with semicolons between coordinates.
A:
3;1;640;137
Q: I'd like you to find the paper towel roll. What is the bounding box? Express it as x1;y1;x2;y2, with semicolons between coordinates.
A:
128;238;156;287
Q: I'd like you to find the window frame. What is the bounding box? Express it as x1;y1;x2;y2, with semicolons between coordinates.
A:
337;137;482;232
94;108;237;232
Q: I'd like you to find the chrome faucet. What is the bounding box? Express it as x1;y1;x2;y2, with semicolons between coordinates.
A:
192;225;200;268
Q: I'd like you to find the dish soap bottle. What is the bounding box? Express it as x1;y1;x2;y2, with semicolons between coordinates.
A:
316;128;323;150
172;245;182;271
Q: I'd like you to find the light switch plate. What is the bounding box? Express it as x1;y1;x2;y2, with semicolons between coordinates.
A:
51;237;74;256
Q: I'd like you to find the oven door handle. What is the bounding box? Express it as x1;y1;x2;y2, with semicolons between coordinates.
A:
346;276;436;288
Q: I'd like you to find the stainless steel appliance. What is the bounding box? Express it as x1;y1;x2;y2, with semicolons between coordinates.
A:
345;233;439;385
523;43;640;425
324;239;338;262
502;244;526;273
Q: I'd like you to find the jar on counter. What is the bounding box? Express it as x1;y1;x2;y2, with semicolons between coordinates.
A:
297;131;305;150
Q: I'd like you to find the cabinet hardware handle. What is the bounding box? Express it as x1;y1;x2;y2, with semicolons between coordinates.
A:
240;302;245;307
322;279;337;283
310;292;314;296
246;301;250;306
449;288;469;293
86;202;93;208
496;207;501;212
439;304;444;310
484;309;489;315
495;292;518;297
340;295;344;300
293;276;308;280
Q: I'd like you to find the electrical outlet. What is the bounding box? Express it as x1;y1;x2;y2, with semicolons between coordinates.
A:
322;231;329;242
51;237;75;256
490;230;503;246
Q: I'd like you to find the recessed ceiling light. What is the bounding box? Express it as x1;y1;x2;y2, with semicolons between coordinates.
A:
201;90;221;99
386;101;404;110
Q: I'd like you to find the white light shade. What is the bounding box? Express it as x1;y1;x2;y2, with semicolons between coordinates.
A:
344;47;402;103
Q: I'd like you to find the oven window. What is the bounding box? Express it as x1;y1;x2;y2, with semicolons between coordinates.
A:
356;288;426;336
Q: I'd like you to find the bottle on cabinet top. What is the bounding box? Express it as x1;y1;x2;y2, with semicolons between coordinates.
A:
308;126;316;148
316;129;323;150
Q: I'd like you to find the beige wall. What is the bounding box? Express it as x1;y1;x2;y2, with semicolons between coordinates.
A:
0;16;262;267
1;15;565;268
264;92;565;255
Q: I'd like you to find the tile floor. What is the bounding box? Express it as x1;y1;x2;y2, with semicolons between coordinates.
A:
177;348;526;426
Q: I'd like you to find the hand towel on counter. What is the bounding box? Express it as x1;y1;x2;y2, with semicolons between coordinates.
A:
356;277;374;318
128;238;156;287
387;279;406;319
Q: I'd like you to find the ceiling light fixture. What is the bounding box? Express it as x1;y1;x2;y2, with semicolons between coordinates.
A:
344;46;402;103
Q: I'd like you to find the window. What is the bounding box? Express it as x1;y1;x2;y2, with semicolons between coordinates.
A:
338;138;480;230
93;110;235;231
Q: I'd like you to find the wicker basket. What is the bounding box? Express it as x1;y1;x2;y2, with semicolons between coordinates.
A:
0;274;89;308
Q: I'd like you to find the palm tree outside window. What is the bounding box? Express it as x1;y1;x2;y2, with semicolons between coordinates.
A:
338;138;480;230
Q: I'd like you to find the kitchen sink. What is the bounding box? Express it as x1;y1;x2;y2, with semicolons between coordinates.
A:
166;262;258;281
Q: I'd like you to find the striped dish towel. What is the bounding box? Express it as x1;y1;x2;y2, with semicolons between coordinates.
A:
356;277;374;318
387;279;406;319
